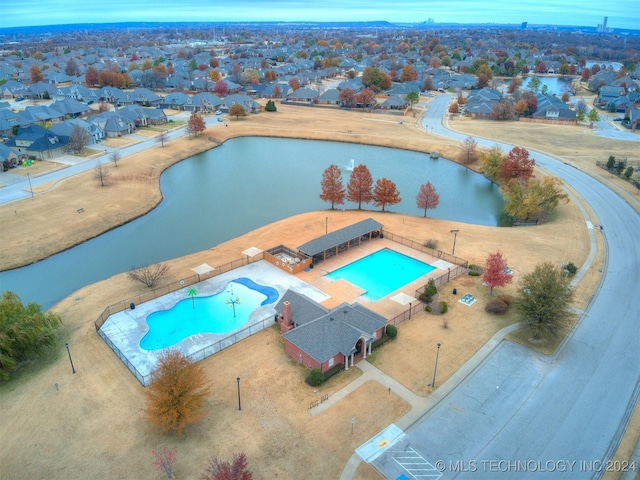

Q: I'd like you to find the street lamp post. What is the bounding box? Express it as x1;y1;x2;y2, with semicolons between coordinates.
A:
65;342;76;374
431;343;441;388
236;377;241;411
450;230;459;256
27;172;34;198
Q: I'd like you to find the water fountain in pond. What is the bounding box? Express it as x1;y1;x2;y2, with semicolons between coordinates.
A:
346;159;355;171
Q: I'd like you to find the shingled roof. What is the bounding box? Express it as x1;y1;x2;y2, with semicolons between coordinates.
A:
297;218;383;257
282;302;387;364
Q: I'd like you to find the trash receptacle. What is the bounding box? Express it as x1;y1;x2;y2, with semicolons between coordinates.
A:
130;302;135;310
453;288;457;295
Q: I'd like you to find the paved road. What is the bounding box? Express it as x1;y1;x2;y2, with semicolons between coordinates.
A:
0;111;224;205
370;95;640;479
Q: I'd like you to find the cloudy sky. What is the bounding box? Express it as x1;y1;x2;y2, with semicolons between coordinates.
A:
2;0;636;29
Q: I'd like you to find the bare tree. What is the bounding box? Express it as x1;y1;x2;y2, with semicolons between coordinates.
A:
156;130;169;147
460;136;479;164
128;263;170;288
110;150;121;167
68;124;90;153
94;160;111;186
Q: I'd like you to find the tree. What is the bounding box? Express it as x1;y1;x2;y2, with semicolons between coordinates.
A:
422;76;434;91
482;252;513;297
319;164;345;209
145;351;210;437
527;77;541;92
85;65;99;86
68;124;90;153
346;164;373;209
400;64;417;82
405;91;419;110
152;447;177;479
94;160;111;187
288;78;301;91
187;112;206;137
416;181;440;217
339;88;356;108
109;150;121;167
459;136;478;164
587;108;600;124
264;100;277;112
187;288;197;309
128;263;170;288
201;452;253;480
0;291;62;381
490;99;514;120
229;104;247;119
516;262;574;340
156;130;169;147
213;80;229;96
502;177;568;222
361;66;391;93
29;64;44;84
448;102;459;114
480;145;504;181
499;146;535;184
65;57;80;77
355;87;376;109
507;77;522;94
576;110;586;123
373;178;401;212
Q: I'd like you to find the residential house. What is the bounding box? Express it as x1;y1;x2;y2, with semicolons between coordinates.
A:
0;108;22;137
90;111;134;137
222;94;261;113
381;95;406;110
5;124;68;160
50;98;92;118
284;87;319;104
0;143;20;169
49;118;104;144
317;88;341;105
117;105;167;126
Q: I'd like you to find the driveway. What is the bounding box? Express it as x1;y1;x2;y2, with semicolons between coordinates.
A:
368;94;640;479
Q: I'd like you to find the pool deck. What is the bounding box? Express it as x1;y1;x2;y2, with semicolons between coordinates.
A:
100;239;455;384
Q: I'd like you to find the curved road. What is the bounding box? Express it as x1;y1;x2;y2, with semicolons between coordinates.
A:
370;95;640;479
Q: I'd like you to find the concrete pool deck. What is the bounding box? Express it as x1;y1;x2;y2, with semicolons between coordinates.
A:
99;261;330;383
99;239;456;384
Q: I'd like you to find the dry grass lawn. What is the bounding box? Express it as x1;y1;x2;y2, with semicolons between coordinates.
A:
0;96;635;479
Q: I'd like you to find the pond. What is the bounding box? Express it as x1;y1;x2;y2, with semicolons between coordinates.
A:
521;75;574;96
1;137;505;310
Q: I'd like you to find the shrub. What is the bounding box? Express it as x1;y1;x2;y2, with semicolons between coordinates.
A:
424;305;432;312
565;262;578;276
424;238;438;249
128;263;170;288
606;156;616;169
439;301;448;314
306;368;324;387
419;279;438;303
386;324;398;339
468;270;480;276
497;294;514;307
485;299;509;314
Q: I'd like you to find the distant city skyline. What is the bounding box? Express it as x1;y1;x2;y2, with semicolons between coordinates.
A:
2;0;637;30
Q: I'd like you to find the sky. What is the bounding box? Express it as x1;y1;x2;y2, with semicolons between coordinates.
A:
2;0;637;30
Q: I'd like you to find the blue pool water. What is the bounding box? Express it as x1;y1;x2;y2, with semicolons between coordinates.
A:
325;249;435;301
140;278;279;350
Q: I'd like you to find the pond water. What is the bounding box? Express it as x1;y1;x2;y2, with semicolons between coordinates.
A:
1;137;505;310
522;75;574;96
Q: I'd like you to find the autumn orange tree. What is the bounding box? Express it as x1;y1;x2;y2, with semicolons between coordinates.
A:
145;351;210;437
347;164;373;209
416;181;440;217
30;64;44;83
201;452;252;480
499;146;535;185
319;164;345;209
482;252;513;297
229;104;247;119
373;178;401;212
186;112;206;137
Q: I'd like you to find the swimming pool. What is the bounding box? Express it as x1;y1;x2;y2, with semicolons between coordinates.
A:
140;277;278;350
325;249;435;301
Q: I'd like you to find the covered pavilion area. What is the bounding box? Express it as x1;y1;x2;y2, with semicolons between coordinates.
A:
297;218;384;265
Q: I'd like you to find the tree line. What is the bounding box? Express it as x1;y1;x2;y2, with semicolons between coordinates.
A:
320;163;440;216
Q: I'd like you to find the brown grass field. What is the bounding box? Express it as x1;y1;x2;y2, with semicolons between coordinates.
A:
0;96;638;480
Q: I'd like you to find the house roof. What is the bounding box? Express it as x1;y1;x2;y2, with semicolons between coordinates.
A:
275;290;329;326
282;301;386;363
297;218;383;257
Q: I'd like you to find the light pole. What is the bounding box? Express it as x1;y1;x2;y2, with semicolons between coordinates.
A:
65;342;76;374
450;229;459;256
236;377;241;411
27;172;34;198
325;217;328;235
431;343;441;388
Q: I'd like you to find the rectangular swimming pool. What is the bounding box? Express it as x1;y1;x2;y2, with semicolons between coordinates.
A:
325;248;435;301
